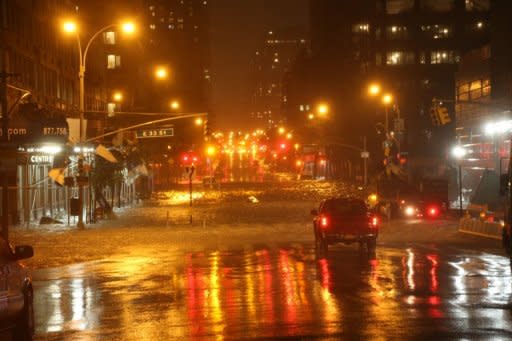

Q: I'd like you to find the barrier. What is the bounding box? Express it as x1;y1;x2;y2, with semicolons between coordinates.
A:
458;216;503;240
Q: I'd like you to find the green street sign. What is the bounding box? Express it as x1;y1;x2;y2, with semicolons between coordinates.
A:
136;128;174;139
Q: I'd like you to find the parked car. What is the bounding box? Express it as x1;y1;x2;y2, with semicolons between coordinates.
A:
311;197;379;255
0;238;34;340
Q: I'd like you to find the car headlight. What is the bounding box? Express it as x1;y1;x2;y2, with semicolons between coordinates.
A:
405;206;416;217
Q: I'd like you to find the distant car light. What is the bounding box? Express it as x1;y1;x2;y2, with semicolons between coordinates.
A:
371;216;379;228
320;216;329;228
405;206;416;217
427;206;439;217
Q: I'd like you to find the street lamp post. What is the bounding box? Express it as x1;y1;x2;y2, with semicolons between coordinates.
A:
382;93;393;134
63;20;135;228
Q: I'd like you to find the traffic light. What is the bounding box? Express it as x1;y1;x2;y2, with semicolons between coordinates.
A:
203;119;210;141
430;107;441;126
438;107;451;125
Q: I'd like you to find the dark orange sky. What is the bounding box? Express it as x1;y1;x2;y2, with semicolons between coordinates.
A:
210;0;309;129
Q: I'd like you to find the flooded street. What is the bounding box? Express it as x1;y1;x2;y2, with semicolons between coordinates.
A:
31;244;512;340
9;183;512;340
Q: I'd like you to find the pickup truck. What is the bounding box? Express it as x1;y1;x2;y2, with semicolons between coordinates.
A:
311;197;379;255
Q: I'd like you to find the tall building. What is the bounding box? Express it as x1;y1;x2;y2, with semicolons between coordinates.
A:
453;0;512;210
286;0;491;159
144;0;211;113
249;28;308;129
1;0;79;224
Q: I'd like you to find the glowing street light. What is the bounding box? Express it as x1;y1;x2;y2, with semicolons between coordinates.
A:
308;113;315;120
195;117;204;126
452;145;468;159
62;21;77;33
206;145;217;156
170;100;180;110
382;93;393;105
286;133;293;140
317;103;329;117
112;91;123;102
368;83;381;96
278;127;286;135
155;66;169;80
121;22;136;34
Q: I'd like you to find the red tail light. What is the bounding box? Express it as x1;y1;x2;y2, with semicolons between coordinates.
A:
370;216;379;228
427;206;439;218
320;216;329;228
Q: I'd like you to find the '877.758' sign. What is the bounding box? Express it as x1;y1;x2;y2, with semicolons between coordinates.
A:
136;128;174;139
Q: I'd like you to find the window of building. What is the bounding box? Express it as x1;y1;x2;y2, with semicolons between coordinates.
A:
465;0;490;11
386;0;414;14
103;31;116;45
420;0;455;12
457;78;491;101
352;23;370;34
470;80;483;99
376;53;382;66
386;51;415;65
107;55;121;69
420;25;453;39
482;79;491;96
430;50;459;64
107;102;116;115
420;51;426;64
457;83;470;101
386;26;409;39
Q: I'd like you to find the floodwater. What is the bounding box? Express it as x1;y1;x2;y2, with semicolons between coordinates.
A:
31;242;512;340
8;183;512;340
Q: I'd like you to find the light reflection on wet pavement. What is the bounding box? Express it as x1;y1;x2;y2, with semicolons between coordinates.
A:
13;183;511;340
32;244;512;340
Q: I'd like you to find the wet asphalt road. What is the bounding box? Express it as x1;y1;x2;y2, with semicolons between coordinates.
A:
31;243;512;340
9;183;512;340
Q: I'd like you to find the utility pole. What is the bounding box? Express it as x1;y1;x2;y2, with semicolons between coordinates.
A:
0;49;14;241
363;136;367;186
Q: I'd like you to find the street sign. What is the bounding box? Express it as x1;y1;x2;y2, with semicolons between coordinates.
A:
136;128;174;139
361;151;370;159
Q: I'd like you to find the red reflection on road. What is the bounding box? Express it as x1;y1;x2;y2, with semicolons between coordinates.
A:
427;254;439;293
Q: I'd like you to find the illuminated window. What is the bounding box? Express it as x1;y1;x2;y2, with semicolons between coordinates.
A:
420;52;426;64
107;55;121;69
107;102;116;116
420;0;455;12
386;51;415;65
103;31;116;45
465;0;490;11
457;78;491;101
457;83;470;101
386;0;414;14
421;25;452;39
430;50;459;64
386;26;409;39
